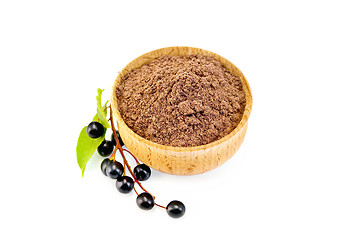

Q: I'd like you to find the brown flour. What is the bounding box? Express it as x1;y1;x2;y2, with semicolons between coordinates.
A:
116;55;246;147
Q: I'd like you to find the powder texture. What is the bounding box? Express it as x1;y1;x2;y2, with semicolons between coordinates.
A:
116;55;246;147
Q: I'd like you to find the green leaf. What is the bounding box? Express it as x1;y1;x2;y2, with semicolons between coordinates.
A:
76;126;106;177
96;89;110;128
93;100;109;121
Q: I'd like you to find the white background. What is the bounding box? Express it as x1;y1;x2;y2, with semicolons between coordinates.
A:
1;0;359;239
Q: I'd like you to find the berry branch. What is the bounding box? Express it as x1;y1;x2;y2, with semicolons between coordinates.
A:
76;88;185;218
109;106;151;195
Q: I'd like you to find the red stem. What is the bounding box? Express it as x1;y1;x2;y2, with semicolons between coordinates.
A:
109;145;118;160
155;203;166;209
123;149;140;165
133;187;139;196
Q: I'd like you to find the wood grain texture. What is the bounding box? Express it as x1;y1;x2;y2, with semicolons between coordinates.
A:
111;46;253;175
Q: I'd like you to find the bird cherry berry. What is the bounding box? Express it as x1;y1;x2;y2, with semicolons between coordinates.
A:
166;200;186;218
136;192;154;210
86;121;104;138
100;158;111;176
111;130;124;147
116;176;134;194
105;161;124;179
134;164;151;181
97;140;114;157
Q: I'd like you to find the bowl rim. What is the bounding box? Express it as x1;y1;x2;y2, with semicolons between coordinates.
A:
111;46;253;152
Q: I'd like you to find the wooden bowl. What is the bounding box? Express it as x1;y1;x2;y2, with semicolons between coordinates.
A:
111;46;252;175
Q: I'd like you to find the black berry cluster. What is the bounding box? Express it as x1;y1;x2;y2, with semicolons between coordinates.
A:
86;119;185;218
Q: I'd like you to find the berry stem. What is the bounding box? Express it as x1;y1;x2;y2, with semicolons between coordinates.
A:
133;187;139;195
109;146;117;160
154;203;166;209
123;149;140;165
123;157;126;176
